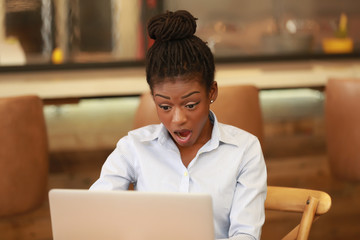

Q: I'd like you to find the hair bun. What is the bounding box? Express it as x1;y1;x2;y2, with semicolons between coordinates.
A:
147;10;197;41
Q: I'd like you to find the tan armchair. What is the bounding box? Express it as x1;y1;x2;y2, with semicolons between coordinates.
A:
211;84;263;145
325;78;360;180
0;95;49;216
133;91;159;129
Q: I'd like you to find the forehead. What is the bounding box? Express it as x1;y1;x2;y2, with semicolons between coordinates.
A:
152;75;206;94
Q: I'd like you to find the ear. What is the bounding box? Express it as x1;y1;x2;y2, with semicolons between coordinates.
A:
209;81;218;104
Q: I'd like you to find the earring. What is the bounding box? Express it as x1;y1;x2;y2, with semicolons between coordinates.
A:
210;100;214;103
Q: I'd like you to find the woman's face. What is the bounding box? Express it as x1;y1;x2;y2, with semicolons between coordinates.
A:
152;76;217;149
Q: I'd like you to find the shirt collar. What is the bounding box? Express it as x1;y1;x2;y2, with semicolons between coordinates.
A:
138;123;175;150
207;111;240;150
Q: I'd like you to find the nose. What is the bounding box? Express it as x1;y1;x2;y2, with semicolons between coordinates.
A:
172;107;187;125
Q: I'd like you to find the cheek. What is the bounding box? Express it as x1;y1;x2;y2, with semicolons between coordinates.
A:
192;108;210;128
156;109;170;125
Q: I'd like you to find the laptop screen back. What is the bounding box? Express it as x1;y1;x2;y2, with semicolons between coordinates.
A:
49;189;215;240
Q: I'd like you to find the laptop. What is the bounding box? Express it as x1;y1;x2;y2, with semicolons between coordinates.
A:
49;189;215;240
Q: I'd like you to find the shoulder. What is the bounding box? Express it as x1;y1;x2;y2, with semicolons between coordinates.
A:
218;123;260;148
127;124;162;142
112;124;162;152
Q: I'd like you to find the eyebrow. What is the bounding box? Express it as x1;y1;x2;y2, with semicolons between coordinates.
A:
154;94;170;99
154;91;200;100
181;91;200;99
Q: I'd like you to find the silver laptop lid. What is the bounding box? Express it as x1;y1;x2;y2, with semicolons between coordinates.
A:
49;189;215;240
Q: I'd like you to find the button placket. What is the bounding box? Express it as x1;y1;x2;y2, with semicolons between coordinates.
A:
179;169;190;192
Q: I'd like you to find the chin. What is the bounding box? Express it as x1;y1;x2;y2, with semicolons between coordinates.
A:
175;138;195;148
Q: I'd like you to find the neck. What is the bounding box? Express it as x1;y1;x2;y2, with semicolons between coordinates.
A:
177;119;213;167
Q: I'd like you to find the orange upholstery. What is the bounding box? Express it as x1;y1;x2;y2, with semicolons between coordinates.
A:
133;85;263;144
325;78;360;180
211;85;263;145
0;95;49;216
133;92;159;129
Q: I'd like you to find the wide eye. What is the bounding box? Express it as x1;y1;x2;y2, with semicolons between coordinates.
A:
159;105;171;111
185;102;199;109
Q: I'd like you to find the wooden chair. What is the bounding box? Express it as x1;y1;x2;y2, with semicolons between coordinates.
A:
0;95;49;216
265;186;332;240
325;78;360;180
133;84;264;144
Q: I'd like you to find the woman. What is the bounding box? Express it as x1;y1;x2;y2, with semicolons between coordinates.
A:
90;10;267;240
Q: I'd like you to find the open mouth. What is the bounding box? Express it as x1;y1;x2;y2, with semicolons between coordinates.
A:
174;129;192;144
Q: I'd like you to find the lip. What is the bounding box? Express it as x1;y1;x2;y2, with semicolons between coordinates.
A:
173;129;192;145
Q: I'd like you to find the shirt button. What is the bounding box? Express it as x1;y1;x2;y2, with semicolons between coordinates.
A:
184;171;188;177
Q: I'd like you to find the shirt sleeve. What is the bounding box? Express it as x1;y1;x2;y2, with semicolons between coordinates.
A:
228;136;267;240
89;136;137;190
217;233;255;240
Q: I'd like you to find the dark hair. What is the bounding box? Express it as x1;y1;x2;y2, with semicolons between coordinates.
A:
145;10;215;93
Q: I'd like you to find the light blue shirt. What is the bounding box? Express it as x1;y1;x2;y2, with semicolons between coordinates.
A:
90;112;267;240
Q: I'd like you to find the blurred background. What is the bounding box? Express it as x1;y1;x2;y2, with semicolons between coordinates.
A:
0;1;360;240
0;0;359;65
